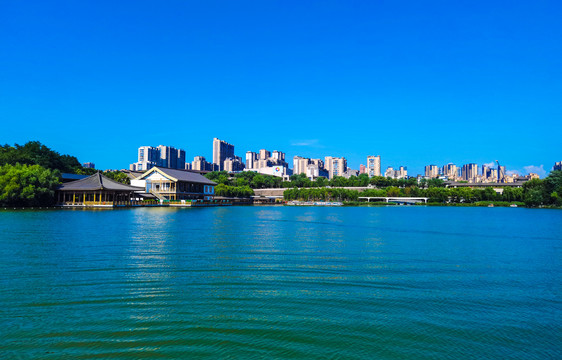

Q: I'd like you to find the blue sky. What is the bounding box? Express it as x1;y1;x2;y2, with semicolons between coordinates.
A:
1;1;561;176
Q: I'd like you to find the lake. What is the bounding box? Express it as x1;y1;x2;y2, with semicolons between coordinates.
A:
0;206;560;359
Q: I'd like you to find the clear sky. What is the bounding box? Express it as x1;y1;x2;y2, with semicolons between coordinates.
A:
1;1;561;176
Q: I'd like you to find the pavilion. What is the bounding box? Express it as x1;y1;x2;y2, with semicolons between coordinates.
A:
56;172;144;207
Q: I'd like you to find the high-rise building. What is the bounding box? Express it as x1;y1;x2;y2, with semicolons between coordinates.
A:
272;151;285;163
192;156;215;171
158;145;186;170
213;138;234;171
554;161;562;171
258;149;271;161
442;164;457;179
324;156;347;179
385;167;394;178
395;166;407;179
130;145;186;171
359;164;366;174
424;165;438;178
293;156;311;175
367;155;381;177
83;162;95;169
246;151;258;170
223;156;245;172
462;163;478;182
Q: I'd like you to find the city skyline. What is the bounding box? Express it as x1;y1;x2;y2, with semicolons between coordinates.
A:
123;139;554;180
1;1;560;176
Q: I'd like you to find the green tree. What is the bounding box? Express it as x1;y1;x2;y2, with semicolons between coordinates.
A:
523;179;546;207
0;164;60;206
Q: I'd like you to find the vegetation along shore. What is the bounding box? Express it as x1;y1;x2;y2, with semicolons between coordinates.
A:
1;141;561;209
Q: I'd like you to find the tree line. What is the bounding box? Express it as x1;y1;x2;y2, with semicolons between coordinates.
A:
0;141;130;206
284;171;562;207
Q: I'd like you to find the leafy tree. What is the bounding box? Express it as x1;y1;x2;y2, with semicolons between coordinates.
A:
523;179;546;207
0;164;60;206
104;171;130;184
0;141;81;173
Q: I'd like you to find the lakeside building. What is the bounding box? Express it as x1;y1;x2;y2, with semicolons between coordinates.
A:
424;165;439;178
131;167;216;201
366;156;381;177
554;161;562;171
83;162;95;169
130;145;187;171
212;138;235;171
325;156;347;179
56;172;144;207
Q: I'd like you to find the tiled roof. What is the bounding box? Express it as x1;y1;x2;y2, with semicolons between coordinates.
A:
57;173;144;191
142;167;217;185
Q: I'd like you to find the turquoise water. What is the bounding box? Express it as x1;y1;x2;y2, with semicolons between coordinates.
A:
0;206;560;359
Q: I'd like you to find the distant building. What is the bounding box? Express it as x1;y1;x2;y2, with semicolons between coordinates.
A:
191;156;215;171
306;164;329;180
385;167;394;178
293;156;311;175
247;148;288;170
442;164;458;180
83;162;95;169
324;156;347;179
213;138;235;171
367;155;381;177
246;151;258;170
359;164;366;174
223;156;245;172
554;161;562;171
343;169;359;178
424;165;438;178
246;165;291;178
385;166;407;179
130;145;187;171
461;163;478;182
395;166;407;179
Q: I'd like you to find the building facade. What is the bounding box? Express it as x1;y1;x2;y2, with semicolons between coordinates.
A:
293;156;310;175
442;164;457;180
212;138;235;171
130;145;187;171
246;151;258;170
191;156;215;171
424;165;438;178
131;167;217;201
461;163;478;182
555;161;562;171
324;156;347;179
367;155;381;177
223;156;245;172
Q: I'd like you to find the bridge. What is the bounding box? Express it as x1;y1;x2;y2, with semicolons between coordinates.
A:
358;196;429;204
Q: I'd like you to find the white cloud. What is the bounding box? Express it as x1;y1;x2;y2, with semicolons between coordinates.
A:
483;161;495;168
291;139;322;147
506;170;520;176
523;165;547;177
